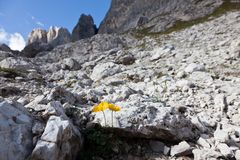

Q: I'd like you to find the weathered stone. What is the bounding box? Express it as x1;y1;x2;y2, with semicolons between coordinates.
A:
193;148;222;160
217;143;234;158
235;150;240;160
214;125;230;143
197;137;211;149
61;58;81;70
214;94;227;113
170;141;192;157
30;116;82;160
149;140;165;153
184;63;205;73
90;62;122;81
0;101;33;160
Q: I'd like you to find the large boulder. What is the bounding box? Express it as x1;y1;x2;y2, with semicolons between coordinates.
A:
0;101;33;160
72;14;97;42
92;95;200;141
98;0;223;33
90;62;122;81
47;26;71;47
30;116;82;160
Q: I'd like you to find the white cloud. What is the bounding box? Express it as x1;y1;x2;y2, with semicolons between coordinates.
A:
0;27;26;51
9;33;26;51
36;21;44;27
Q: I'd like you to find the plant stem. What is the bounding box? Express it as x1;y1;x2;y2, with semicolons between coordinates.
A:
111;111;113;127
102;111;106;126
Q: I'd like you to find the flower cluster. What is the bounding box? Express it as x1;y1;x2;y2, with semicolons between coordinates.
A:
92;102;121;112
92;102;121;127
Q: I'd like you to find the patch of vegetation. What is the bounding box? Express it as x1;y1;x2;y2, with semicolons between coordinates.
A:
0;67;25;78
133;0;240;39
78;125;123;160
64;79;77;88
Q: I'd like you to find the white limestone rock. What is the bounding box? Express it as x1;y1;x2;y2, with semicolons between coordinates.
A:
30;116;82;160
0;101;33;160
170;141;192;157
90;62;122;81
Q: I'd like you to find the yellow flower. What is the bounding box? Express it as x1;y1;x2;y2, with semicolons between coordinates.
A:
92;102;109;112
108;103;121;112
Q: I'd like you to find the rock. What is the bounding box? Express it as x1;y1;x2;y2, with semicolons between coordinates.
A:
0;101;33;160
27;28;47;44
22;41;53;58
189;71;213;83
25;95;47;109
0;43;12;52
192;148;223;160
197;137;211;149
0;57;35;70
230;39;240;58
90;62;122;81
115;51;135;65
214;124;230;143
32;121;45;135
47;26;71;47
61;58;81;70
98;0;222;33
30;116;82;160
0;86;21;97
72;14;97;42
149;140;165;153
0;50;13;61
93;100;199;141
176;71;186;79
184;63;205;73
214;94;227;114
46;87;77;105
191;116;207;133
232;114;240;125
217;143;234;158
24;27;71;57
235;150;240;160
176;80;195;89
170;141;192;157
42;101;68;119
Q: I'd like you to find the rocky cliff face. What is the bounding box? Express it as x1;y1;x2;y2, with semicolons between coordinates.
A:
72;14;97;42
47;26;71;47
24;27;71;57
27;27;71;47
27;29;48;44
99;0;223;33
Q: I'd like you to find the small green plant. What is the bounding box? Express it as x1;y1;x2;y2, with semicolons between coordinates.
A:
78;125;123;160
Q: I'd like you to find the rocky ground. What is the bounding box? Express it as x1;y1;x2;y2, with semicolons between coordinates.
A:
1;10;240;160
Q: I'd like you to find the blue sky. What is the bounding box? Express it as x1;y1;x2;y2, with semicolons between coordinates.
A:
0;0;111;50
